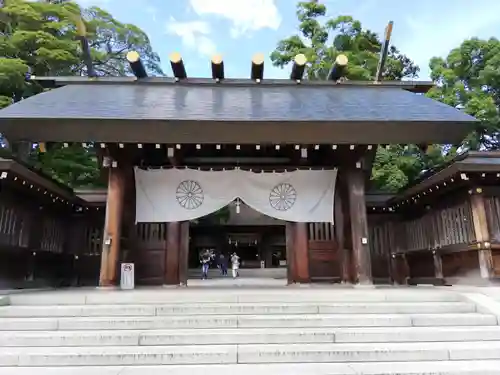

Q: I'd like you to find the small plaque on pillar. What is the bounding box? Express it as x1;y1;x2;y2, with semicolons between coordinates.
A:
120;263;135;290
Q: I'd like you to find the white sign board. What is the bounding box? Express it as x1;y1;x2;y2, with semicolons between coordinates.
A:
120;263;135;290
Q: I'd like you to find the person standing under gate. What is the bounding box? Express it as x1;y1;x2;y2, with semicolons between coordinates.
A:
200;249;212;280
231;252;240;279
218;253;228;276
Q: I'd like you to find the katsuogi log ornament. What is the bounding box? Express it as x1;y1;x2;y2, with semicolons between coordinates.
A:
327;54;348;82
127;51;148;79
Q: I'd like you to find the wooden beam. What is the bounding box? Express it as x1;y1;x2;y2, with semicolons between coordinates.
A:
126;51;148;79
74;16;96;77
327;55;348;81
165;222;180;285
99;164;125;286
290;54;307;81
170;52;187;79
346;167;372;284
470;190;494;279
27;75;435;94
294;222;310;283
211;54;224;80
251;53;264;81
178;221;190;285
375;21;393;82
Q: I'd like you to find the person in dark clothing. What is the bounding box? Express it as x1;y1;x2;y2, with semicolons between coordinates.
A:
218;253;228;276
200;250;212;280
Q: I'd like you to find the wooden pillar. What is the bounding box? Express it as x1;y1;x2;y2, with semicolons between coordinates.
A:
264;239;273;268
470;189;494;279
165;222;180;285
294;222;310;283
285;222;295;284
346;167;372;284
178;221;190;286
389;254;398;284
337;172;352;283
99;165;125;287
433;251;444;279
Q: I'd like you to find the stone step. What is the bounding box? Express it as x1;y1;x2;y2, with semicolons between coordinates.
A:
188;268;287;279
1;326;500;347
0;301;476;317
3;361;500;375
0;313;495;331
0;341;499;366
7;289;463;305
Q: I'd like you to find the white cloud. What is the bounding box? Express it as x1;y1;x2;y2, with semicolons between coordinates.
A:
146;6;158;23
76;0;111;6
189;0;281;38
166;18;217;57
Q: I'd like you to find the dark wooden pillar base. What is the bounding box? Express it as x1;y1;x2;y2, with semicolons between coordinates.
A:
433;251;444;280
346;168;372;284
165;222;180;285
285;222;295;284
334;173;352;284
470;191;494;279
99;165;125;287
178;221;190;286
294;222;310;283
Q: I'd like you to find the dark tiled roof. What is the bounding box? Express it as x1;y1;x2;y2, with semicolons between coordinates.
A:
0;84;476;123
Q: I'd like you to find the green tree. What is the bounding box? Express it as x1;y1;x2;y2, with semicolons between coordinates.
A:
270;2;419;80
271;0;432;192
0;0;163;187
0;0;81;107
32;144;103;187
427;37;500;150
78;6;162;76
371;145;457;192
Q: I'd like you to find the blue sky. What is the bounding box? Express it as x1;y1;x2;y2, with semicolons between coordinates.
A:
78;0;500;81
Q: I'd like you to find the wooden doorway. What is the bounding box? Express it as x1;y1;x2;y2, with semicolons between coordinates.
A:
308;222;340;282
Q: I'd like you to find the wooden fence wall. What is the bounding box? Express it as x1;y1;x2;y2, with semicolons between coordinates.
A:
0;191;79;288
368;216;393;282
368;194;500;282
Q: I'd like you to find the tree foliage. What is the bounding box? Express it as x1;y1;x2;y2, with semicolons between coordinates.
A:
370;145;457;192
427;37;500;150
270;2;499;193
270;2;419;80
0;0;163;187
270;1;434;192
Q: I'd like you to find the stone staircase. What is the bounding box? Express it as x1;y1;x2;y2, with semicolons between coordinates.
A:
0;288;500;374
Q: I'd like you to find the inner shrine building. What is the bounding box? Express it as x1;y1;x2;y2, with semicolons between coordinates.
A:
0;52;481;287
